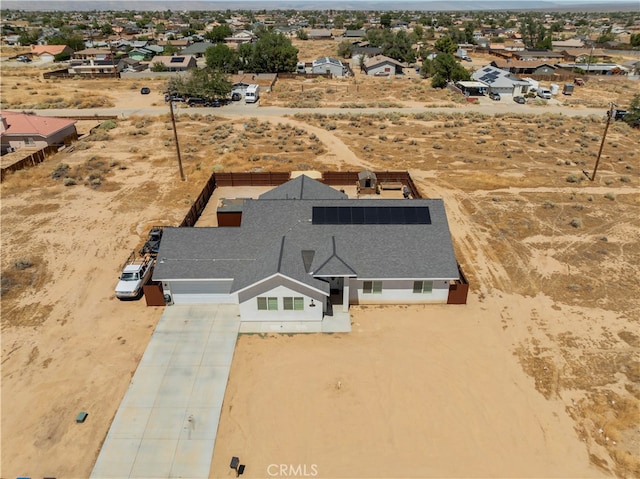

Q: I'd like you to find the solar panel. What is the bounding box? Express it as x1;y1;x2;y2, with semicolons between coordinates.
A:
170;56;185;63
312;206;431;225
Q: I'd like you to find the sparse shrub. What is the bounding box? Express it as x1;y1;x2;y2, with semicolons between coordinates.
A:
543;200;556;209
432;143;443;150
566;174;580;183
604;192;616;201
51;163;69;179
378;135;387;141
620;176;631;183
569;217;582;228
14;258;32;270
63;177;76;186
100;120;117;130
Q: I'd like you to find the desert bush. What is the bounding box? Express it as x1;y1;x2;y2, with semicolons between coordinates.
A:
14;258;32;270
620;176;631;183
51;163;69;179
566;174;581;183
87;131;110;141
100;120;117;130
569;217;582;228
604;192;616;201
63;177;76;186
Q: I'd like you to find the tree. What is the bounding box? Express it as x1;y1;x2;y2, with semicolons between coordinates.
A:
412;24;424;42
623;93;640;125
631;34;640;48
535;35;553;50
205;43;238;73
337;40;352;59
48;32;85;51
380;13;392;28
151;61;168;72
434;36;457;55
101;24;113;36
163;41;178;56
166;68;232;99
429;52;471;88
248;31;298;73
18;29;41;46
297;29;308;40
204;24;232;43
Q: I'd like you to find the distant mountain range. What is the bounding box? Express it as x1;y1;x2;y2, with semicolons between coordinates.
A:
1;1;638;12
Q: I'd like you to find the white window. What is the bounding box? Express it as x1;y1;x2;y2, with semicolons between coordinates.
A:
363;281;382;294
283;297;304;310
257;297;278;310
413;281;433;294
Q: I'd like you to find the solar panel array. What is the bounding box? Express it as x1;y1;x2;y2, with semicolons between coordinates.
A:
312;206;431;225
170;57;185;63
478;69;502;84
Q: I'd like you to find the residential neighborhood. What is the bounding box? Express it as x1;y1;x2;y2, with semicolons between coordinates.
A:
1;3;639;479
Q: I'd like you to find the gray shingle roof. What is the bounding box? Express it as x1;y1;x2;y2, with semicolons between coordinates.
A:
154;178;460;289
258;175;347;200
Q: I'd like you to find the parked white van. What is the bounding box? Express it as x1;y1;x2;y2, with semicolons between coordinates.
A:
245;84;259;103
537;88;552;100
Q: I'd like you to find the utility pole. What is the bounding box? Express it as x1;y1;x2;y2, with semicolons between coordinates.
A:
587;102;615;182
169;101;185;181
585;42;594;79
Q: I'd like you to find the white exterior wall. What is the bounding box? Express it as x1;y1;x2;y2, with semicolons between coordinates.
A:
348;279;450;304
164;279;235;304
366;63;395;76
312;63;344;77
238;277;324;322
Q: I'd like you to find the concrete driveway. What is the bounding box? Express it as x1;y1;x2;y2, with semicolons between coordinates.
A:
91;304;240;479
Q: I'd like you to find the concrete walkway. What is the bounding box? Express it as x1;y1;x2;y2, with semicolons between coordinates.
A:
91;305;240;479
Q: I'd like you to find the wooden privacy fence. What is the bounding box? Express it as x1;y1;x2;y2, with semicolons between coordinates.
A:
214;171;291;187
179;172;218;227
1;145;58;182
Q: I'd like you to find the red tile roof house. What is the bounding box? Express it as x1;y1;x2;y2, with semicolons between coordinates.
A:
0;111;78;155
30;44;74;62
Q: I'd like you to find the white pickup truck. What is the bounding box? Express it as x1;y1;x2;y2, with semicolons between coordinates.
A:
115;253;154;300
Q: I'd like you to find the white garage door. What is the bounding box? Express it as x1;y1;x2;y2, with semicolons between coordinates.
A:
169;280;233;304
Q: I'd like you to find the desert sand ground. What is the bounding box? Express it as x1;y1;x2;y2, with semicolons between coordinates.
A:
1;42;639;479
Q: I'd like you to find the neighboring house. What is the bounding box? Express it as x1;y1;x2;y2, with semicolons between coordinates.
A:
308;29;333;40
343;29;366;38
312;57;349;77
552;38;585;50
512;50;566;62
30;44;73;62
128;47;156;62
555;63;628;75
560;48;611;62
181;41;214;58
117;57;145;72
149;55;197;71
491;59;557;76
362;54;405;76
224;30;256;46
153;175;463;321
73;48;112;61
157;39;190;51
67;60;120;75
472;65;531;96
0;111;77;155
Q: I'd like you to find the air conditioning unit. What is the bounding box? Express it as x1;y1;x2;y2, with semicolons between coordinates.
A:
6;146;15;153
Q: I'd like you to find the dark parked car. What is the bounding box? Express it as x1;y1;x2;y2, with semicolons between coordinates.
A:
17;55;32;63
607;109;627;121
187;97;208;107
231;92;242;101
513;96;526;104
140;87;150;95
488;91;501;101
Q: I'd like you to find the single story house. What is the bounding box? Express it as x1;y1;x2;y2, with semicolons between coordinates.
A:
67;59;120;75
552;39;585;50
153;175;464;321
157;39;190;51
128;47;156;62
472;65;531;96
362;55;405;76
73;48;112;61
555;63;628;75
312;57;349;77
343;30;366;38
512;50;565;62
1;110;77;155
30;44;73;62
308;29;333;40
181;41;214;58
149;55;197;72
491;59;557;76
224;31;256;46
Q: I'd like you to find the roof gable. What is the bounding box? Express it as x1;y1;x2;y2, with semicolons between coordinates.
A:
258;175;348;200
1;110;76;137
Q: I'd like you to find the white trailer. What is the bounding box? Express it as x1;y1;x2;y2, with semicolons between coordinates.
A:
245;84;259;103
